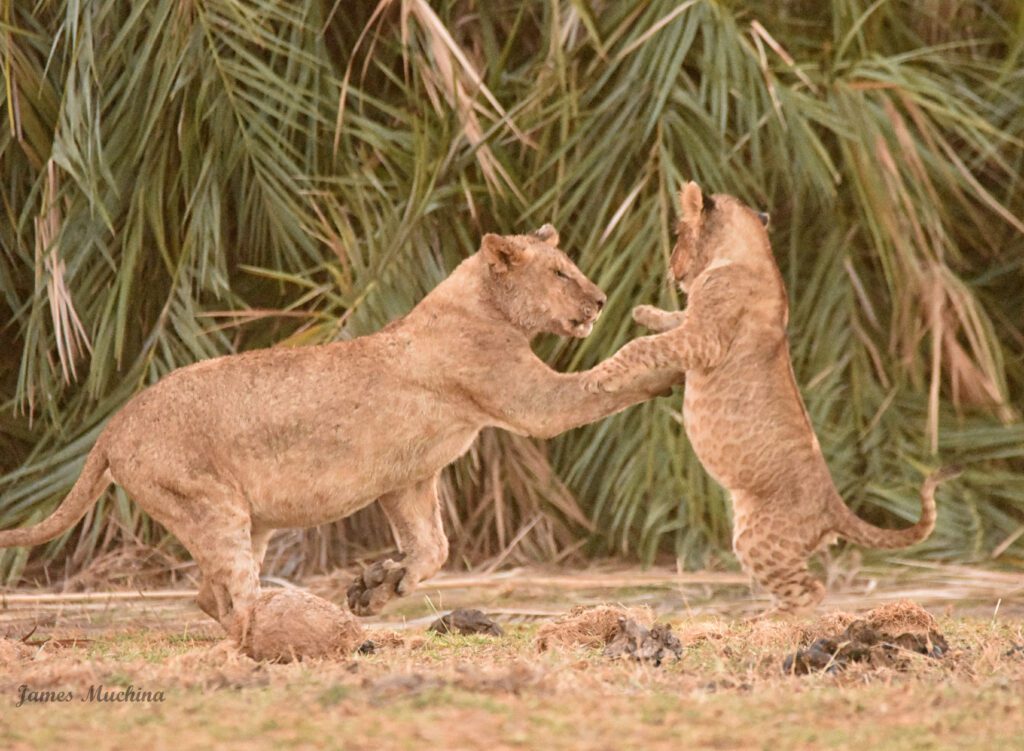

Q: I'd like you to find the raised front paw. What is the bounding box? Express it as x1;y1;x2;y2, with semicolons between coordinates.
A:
632;304;665;330
346;558;407;616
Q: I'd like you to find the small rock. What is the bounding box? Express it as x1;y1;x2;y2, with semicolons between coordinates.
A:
428;609;503;636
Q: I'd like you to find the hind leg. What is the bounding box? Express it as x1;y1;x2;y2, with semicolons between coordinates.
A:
759;560;826;616
171;528;260;638
734;528;825;617
197;580;220;620
347;474;448;615
251;525;274;580
118;473;261;639
190;516;262;642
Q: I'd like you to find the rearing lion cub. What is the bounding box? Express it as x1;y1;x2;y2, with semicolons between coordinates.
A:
586;182;959;615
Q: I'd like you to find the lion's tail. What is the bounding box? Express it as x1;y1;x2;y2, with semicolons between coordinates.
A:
833;465;962;549
0;445;111;548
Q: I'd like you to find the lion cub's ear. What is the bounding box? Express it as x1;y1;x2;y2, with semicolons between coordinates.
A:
531;223;560;247
679;181;714;228
482;233;527;273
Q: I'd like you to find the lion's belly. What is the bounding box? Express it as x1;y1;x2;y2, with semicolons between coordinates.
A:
682;361;820;495
244;419;479;528
683;376;759;490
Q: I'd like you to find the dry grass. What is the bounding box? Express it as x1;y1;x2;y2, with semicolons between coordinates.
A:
534;604;655;650
0;567;1022;749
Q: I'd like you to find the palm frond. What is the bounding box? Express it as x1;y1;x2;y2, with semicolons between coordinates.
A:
1;0;1022;582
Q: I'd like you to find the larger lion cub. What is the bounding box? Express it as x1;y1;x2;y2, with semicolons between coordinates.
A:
0;225;679;638
586;183;958;616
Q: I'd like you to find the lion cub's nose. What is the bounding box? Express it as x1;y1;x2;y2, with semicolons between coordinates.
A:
594;293;607;311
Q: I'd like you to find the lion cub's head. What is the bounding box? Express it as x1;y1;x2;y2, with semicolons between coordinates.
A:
481;224;606;338
670;181;771;292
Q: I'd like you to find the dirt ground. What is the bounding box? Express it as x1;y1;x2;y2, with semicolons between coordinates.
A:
1;562;1022;750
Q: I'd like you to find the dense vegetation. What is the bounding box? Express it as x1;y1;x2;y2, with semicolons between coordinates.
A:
1;0;1022;582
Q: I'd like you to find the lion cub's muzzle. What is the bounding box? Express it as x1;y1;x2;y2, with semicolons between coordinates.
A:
570;292;606;337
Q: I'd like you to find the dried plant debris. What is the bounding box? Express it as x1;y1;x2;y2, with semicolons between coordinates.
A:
535;605;654;651
784;601;949;675
1005;644;1024;658
603;617;683;666
0;637;36;666
355;631;408;655
533;606;680;666
428;609;503;636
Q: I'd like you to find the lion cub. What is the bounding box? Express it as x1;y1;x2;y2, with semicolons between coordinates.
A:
586;182;959;615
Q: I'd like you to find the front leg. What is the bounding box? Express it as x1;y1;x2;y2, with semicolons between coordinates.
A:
586;269;745;393
632;304;686;333
583;333;683;393
490;358;682;439
585;311;736;393
347;475;447;616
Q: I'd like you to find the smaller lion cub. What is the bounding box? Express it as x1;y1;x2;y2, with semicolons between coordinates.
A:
586;181;959;616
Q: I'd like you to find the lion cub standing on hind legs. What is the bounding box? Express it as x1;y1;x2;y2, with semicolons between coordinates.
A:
586;182;960;617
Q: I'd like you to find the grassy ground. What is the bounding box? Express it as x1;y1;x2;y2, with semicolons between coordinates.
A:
1;565;1022;750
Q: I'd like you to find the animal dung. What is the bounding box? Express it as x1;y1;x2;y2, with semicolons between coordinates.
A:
428;609;503;636
242;588;365;663
784;600;948;675
534;605;680;665
603;617;683;666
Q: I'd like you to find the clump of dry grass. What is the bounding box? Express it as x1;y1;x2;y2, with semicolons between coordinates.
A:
799;611;860;642
0;638;110;689
363;630;407;650
534;604;654;651
865;600;938;636
162;640;267;690
0;637;34;666
799;600;939;645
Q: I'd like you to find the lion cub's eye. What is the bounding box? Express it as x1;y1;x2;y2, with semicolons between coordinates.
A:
554;269;570;280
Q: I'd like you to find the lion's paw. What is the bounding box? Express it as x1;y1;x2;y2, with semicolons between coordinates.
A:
347;558;407;616
631;304;664;330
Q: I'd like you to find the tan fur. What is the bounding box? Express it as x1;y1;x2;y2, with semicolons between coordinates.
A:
586;183;960;616
0;225;679;638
